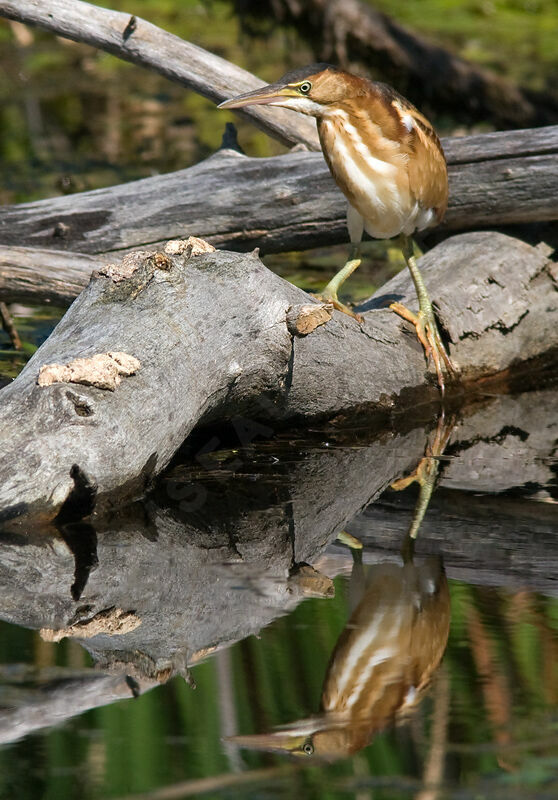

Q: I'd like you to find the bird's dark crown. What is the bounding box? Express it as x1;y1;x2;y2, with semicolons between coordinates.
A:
278;63;339;85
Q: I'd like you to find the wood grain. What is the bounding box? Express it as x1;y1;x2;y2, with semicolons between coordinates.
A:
0;246;102;305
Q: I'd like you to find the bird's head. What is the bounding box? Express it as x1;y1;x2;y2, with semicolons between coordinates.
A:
218;64;350;117
227;712;356;761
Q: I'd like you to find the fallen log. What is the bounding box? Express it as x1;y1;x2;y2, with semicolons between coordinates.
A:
0;245;102;305
0;0;320;151
0;231;556;523
1;126;557;259
234;0;558;130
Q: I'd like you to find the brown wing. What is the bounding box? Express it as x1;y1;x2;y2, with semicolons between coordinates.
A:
366;82;449;223
392;96;449;222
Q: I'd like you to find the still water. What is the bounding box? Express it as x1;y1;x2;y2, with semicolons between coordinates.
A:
0;390;557;800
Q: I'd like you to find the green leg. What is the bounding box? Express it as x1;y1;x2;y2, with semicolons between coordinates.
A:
316;244;363;321
390;236;455;394
392;410;455;551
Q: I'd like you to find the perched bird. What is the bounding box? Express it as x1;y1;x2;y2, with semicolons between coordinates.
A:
219;64;455;392
229;556;451;759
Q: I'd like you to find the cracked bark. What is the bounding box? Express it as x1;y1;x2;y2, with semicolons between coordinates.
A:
0;231;556;523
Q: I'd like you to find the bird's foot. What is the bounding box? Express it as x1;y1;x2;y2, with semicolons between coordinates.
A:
313;292;363;323
391;410;455;543
314;260;363;323
389;301;455;394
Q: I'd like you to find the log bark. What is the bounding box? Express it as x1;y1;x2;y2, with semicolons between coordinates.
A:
0;245;102;305
233;0;558;130
1;127;557;261
0;0;320;151
0;231;556;523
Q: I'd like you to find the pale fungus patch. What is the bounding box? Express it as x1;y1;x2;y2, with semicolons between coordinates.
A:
164;236;216;257
38;351;140;391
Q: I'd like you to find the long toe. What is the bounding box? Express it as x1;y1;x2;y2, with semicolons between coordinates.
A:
422;312;457;393
314;292;363;323
391;302;455;393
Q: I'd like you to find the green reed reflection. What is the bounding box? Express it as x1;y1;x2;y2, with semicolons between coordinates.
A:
0;572;557;799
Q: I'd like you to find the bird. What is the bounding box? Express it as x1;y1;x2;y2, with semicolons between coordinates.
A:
219;64;455;392
229;555;450;760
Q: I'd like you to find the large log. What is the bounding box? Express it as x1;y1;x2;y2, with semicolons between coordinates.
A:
0;0;320;151
1;127;557;260
0;245;102;305
0;231;556;523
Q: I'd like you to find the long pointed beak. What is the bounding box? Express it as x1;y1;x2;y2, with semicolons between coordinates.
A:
227;731;310;754
218;84;297;110
226;715;323;755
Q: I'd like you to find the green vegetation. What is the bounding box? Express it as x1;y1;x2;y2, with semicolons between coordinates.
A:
0;305;64;382
368;0;558;89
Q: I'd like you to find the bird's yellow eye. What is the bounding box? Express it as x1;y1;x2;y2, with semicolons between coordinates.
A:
299;81;312;94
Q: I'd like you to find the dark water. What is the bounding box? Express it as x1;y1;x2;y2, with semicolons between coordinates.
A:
0;390;557;800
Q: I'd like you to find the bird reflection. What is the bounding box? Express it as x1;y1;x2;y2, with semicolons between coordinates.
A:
231;552;450;760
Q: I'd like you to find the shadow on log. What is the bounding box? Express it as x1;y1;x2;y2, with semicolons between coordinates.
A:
0;231;556;522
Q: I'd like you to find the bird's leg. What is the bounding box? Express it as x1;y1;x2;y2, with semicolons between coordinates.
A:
392;411;455;548
389;236;455;394
315;243;363;322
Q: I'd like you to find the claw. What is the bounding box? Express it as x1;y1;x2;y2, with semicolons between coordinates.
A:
315;256;363;323
389;302;455;395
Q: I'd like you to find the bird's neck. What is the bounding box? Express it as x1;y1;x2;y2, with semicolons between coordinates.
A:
317;102;403;165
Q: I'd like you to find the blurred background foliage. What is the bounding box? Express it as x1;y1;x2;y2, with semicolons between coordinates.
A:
0;574;557;799
2;0;558;378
